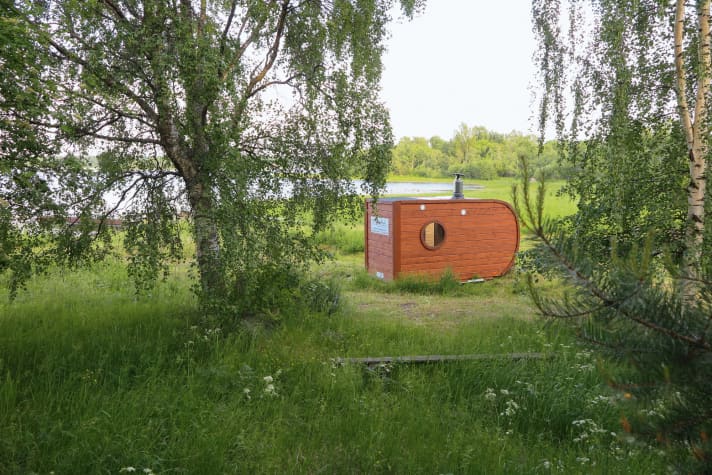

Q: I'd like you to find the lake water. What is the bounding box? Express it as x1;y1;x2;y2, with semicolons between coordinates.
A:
95;179;484;212
379;181;483;196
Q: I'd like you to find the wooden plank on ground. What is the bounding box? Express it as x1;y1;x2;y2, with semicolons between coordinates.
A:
334;352;550;366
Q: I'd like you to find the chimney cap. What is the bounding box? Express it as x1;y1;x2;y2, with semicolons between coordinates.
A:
452;173;465;199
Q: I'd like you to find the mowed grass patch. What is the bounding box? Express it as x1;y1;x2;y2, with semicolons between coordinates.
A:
0;259;679;473
463;178;576;220
333;276;549;357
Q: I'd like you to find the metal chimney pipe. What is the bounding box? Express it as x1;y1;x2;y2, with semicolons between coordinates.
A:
452;173;465;199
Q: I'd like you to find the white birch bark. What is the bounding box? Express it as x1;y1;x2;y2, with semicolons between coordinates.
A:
674;0;710;301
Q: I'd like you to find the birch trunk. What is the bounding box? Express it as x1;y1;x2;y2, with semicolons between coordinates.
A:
187;179;224;297
157;112;224;298
674;0;710;301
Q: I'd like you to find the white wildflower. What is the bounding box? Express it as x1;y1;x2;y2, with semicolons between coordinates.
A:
263;375;273;384
575;363;595;372
589;395;613;406
484;388;497;402
120;468;136;473
500;399;519;417
264;383;277;396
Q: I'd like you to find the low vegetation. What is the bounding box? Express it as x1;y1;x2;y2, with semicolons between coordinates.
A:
2;0;709;471
0;181;686;474
0;259;683;474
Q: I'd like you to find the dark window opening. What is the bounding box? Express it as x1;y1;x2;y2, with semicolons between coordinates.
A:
421;221;445;250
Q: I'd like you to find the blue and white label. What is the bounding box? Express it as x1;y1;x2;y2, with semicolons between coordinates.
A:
370;216;389;236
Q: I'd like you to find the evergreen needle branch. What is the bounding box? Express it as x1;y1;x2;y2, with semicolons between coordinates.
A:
529;217;711;351
515;158;711;352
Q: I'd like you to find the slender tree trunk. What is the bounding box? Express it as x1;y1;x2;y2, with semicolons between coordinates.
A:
674;0;710;301
187;178;224;298
157;112;224;299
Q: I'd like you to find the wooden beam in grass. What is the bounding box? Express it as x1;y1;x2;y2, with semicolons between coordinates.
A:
334;353;551;366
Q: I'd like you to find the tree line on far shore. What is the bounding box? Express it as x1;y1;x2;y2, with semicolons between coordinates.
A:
390;123;568;180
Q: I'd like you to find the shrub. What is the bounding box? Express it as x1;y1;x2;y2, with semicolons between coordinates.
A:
222;263;342;322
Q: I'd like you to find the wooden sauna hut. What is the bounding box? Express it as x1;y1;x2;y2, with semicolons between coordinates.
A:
364;176;519;282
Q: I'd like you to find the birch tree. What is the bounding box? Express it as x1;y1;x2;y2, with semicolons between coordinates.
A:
0;0;423;308
533;0;711;299
675;0;710;295
528;2;712;465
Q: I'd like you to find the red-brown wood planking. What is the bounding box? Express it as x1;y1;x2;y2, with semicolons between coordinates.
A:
365;198;519;281
365;200;396;280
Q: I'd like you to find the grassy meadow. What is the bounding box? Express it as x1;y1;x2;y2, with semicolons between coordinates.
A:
386;176;577;219
0;179;681;473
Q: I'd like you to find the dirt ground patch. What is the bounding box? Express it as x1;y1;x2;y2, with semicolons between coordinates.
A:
346;289;535;330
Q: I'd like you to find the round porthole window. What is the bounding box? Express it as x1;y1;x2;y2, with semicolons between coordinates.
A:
421;221;446;250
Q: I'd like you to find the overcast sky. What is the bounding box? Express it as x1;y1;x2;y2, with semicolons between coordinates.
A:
381;1;537;141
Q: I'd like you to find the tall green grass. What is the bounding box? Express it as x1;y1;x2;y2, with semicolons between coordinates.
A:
0;257;681;473
314;221;365;254
0;177;674;473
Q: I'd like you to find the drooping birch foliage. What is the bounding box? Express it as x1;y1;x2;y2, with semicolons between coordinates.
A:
527;2;712;465
533;0;711;298
0;0;423;306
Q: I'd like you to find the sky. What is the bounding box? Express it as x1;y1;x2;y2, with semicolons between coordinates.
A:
381;1;538;141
